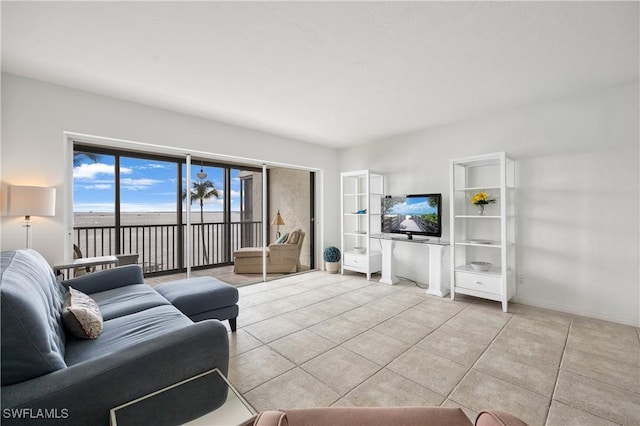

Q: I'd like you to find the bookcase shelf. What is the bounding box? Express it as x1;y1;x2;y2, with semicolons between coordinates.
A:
449;152;516;312
340;170;384;280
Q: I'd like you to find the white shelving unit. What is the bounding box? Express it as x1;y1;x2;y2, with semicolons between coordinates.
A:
449;152;516;312
340;170;383;280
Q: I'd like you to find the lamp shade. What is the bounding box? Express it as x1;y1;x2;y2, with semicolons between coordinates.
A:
271;211;285;226
7;186;56;217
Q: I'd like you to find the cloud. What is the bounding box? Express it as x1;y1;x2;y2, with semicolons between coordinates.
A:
133;163;171;170
74;163;132;180
120;178;163;191
78;184;112;190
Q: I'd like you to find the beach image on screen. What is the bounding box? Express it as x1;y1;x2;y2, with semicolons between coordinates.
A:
382;195;440;235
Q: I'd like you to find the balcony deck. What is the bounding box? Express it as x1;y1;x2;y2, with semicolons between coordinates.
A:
143;264;313;287
73;221;312;287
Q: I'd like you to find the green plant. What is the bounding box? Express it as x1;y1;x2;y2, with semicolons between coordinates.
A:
323;246;341;262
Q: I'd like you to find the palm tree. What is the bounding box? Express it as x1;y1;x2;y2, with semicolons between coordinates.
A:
183;179;219;264
73;151;100;166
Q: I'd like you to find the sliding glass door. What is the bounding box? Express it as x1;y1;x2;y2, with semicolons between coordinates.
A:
73;148;183;275
72;150;117;259
73;144;272;282
118;156;180;273
232;168;263;251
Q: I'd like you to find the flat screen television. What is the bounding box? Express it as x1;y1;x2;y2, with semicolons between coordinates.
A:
381;193;442;239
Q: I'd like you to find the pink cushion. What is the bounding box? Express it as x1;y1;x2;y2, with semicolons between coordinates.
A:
254;411;288;426
475;410;528;426
253;407;472;426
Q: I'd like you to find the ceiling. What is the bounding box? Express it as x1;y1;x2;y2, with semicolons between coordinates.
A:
2;1;638;148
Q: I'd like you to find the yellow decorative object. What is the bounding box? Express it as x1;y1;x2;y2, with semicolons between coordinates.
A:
470;191;496;216
470;191;496;206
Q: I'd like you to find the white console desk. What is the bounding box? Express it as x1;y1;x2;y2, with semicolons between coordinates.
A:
371;234;449;297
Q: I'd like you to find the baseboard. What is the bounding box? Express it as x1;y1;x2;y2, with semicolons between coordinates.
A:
514;296;640;328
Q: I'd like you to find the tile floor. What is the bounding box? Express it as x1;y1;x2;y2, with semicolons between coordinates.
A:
223;270;639;426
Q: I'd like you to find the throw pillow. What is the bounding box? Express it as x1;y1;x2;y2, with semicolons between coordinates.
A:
62;287;103;339
276;233;290;244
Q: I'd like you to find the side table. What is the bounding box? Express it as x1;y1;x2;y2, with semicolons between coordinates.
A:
110;368;256;426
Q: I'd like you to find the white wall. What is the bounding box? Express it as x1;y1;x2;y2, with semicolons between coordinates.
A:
0;73;340;265
339;82;639;326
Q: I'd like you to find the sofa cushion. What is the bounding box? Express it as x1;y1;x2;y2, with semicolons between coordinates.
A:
155;277;239;316
64;305;193;366
89;284;170;320
1;249;67;386
62;287;104;339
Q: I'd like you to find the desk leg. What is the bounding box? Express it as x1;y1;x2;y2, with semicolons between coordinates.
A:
379;239;399;285
426;245;448;297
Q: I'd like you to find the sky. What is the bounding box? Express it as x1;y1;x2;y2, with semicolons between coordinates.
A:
386;196;439;215
73;154;244;212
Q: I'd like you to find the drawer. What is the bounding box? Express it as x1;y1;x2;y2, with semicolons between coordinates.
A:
455;271;501;294
343;253;366;268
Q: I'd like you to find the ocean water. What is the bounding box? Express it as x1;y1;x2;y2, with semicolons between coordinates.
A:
74;212;243;227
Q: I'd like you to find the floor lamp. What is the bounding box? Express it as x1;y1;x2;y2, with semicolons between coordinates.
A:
6;185;56;249
271;210;285;239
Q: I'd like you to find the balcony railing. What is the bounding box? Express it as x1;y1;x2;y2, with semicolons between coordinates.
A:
74;221;263;274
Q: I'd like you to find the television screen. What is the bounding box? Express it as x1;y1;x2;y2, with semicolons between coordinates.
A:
381;194;442;238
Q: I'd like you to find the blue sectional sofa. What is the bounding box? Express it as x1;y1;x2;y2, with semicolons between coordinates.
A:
1;249;230;425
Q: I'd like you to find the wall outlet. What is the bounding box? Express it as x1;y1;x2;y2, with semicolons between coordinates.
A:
518;274;525;285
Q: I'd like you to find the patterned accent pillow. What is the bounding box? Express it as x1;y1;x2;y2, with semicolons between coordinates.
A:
61;287;103;339
275;232;290;244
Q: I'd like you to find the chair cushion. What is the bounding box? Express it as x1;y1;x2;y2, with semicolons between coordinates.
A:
286;228;302;244
234;247;269;258
1;249;67;385
62;287;104;339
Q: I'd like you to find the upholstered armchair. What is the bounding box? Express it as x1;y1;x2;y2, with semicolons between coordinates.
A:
233;228;305;274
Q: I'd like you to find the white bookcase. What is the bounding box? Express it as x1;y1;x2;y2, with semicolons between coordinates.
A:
340;170;384;280
449;152;516;312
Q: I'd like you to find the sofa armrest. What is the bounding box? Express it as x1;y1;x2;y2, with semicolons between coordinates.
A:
61;265;144;294
1;319;229;426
